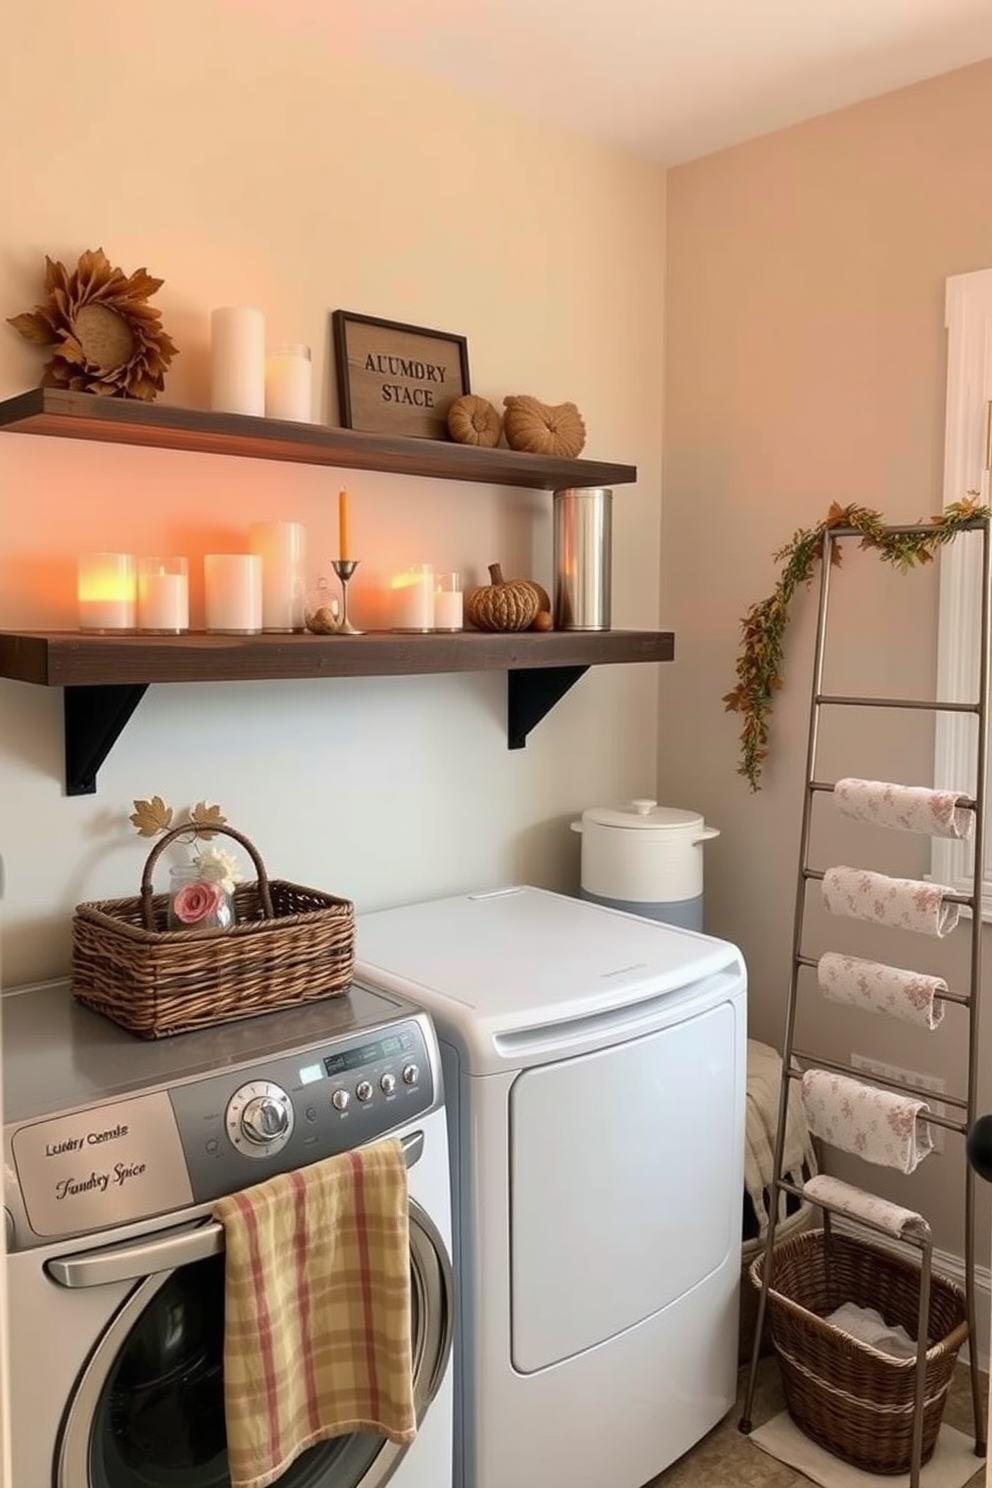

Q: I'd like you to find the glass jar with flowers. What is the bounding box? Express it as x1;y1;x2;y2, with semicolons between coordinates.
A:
130;795;243;933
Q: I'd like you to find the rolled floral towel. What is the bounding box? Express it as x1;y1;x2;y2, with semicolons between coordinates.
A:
817;952;946;1029
804;1173;929;1242
834;777;973;840
821;866;961;937
800;1069;933;1174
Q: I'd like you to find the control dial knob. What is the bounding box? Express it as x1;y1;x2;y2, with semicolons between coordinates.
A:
226;1081;295;1157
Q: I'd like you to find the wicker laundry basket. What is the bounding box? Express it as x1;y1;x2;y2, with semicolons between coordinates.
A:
738;1200;815;1364
750;1228;968;1475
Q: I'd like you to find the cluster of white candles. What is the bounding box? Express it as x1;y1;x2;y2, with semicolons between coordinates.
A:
211;308;312;423
77;521;307;635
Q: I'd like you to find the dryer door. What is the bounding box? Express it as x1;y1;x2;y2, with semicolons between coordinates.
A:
54;1201;452;1488
509;997;743;1371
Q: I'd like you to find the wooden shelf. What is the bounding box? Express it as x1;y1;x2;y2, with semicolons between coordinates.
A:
0;629;675;795
0;388;638;490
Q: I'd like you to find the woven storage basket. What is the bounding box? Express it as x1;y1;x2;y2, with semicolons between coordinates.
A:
72;825;354;1039
750;1228;968;1475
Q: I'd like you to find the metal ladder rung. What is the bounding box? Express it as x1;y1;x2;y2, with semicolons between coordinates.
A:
815;694;980;713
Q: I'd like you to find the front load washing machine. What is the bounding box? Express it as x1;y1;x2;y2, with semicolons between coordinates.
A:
3;979;454;1488
356;885;747;1488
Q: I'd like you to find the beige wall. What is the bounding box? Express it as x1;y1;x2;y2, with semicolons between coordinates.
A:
0;0;665;985
663;60;992;1264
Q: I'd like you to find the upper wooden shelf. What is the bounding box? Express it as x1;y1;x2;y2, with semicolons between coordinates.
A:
0;388;638;490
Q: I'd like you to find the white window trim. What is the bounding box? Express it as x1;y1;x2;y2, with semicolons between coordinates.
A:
933;268;992;914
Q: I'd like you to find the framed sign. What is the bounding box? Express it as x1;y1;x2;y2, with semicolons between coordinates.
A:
332;310;471;440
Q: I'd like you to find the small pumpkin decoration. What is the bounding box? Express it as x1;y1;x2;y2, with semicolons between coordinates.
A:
503;395;586;459
466;563;543;632
447;393;503;449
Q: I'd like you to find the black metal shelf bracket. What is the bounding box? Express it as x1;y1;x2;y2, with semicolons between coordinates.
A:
64;683;149;796
507;665;588;749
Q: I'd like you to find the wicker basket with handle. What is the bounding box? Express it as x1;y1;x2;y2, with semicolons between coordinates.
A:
72;824;354;1039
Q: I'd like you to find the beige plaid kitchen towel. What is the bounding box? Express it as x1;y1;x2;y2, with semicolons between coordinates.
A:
213;1137;415;1488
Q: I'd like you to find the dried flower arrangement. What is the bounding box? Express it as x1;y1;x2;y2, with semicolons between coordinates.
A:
8;247;178;400
723;496;991;792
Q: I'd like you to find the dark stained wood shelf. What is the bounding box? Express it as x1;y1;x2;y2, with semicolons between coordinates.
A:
0;388;638;490
0;629;675;795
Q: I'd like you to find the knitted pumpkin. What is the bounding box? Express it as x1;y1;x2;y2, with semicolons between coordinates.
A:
447;394;502;449
502;395;586;459
466;564;542;632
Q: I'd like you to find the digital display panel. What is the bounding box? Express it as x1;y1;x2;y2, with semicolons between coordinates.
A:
299;1063;324;1086
323;1030;416;1078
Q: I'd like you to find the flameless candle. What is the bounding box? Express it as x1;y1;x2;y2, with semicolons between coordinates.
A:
204;554;263;633
137;557;189;633
390;565;434;632
265;344;312;422
211;307;266;416
338;488;350;561
433;572;463;632
77;552;137;631
249;520;307;632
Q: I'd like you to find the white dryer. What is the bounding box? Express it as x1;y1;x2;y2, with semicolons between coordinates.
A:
356;885;747;1488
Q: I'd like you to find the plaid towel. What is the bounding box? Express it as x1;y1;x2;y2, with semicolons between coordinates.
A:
213;1137;416;1488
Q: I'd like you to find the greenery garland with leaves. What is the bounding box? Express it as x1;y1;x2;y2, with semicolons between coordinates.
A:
723;496;991;793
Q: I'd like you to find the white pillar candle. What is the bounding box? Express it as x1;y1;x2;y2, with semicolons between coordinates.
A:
77;552;136;631
204;554;263;633
433;572;463;632
249;521;307;632
137;557;189;633
211;307;266;416
265;344;312;422
390;565;435;632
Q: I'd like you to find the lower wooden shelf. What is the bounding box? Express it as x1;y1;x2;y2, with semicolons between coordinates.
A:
0;628;675;794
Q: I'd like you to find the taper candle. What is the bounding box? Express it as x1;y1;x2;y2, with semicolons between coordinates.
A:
338;488;350;561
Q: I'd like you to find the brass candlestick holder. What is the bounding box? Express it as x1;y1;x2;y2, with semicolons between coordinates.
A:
331;559;364;635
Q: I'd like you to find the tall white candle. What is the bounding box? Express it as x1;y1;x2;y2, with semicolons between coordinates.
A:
391;565;435;632
211;307;266;416
138;557;189;633
249;521;307;632
204;554;263;633
77;553;136;631
265;344;312;422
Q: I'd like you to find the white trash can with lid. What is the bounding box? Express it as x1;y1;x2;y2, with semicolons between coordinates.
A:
571;799;720;931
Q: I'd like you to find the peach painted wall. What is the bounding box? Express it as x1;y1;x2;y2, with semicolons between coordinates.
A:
663;60;992;1269
0;0;665;986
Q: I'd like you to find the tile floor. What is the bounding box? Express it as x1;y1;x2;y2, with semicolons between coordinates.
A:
643;1355;989;1487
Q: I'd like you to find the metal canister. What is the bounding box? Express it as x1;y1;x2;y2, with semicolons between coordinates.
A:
552;486;612;631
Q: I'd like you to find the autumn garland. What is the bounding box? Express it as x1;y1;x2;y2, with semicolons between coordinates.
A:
723;497;991;793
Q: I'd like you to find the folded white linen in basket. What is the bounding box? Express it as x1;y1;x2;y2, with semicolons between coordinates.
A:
821;866;962;937
817;952;947;1029
834;778;974;840
800;1069;934;1174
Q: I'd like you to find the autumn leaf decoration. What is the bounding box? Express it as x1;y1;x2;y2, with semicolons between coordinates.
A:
130;797;228;842
723;496;991;793
7;248;178;400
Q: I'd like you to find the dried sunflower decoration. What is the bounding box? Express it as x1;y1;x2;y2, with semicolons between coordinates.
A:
7;247;178;400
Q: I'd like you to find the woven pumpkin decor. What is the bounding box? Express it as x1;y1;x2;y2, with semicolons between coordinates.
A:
447;393;503;448
7;247;178;400
466;563;544;632
503;395;586;459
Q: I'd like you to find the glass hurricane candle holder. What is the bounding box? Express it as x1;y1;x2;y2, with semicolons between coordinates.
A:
167;864;235;932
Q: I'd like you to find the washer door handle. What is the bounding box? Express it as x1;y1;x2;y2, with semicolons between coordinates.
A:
45;1129;425;1289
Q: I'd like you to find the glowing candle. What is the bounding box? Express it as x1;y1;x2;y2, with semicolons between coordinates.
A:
390;565;435;631
338;488;350;561
137;557;189;633
77;553;137;631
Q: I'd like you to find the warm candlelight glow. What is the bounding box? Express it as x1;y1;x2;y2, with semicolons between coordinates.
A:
137;557;189;633
390;565;435;631
338;488;350;561
78;552;137;631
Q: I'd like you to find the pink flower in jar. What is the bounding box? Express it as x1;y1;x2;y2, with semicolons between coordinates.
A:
172;879;225;926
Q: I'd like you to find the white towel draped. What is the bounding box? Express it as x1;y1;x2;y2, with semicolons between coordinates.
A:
800;1069;933;1174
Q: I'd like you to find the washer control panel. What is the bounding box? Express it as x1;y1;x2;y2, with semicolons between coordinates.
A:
172;1014;437;1201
